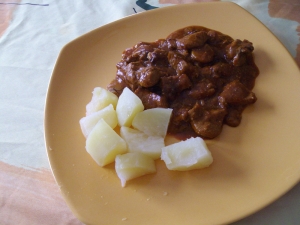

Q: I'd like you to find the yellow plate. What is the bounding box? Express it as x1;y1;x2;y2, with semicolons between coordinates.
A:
44;2;300;225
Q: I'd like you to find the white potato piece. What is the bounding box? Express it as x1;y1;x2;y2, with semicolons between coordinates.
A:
115;152;156;187
86;119;127;166
116;87;144;127
120;126;165;160
80;104;118;138
86;87;118;116
161;137;213;171
132;108;172;138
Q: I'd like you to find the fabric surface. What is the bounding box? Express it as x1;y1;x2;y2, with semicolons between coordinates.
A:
0;0;299;224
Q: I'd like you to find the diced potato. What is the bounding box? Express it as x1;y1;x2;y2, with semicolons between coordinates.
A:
86;119;127;166
86;87;118;116
116;87;144;127
132;108;172;138
120;126;165;160
161;137;213;171
115;152;156;187
79;104;118;138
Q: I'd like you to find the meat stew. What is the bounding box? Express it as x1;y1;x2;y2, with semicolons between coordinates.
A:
107;26;259;139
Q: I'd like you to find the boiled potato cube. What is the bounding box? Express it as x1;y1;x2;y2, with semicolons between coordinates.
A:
80;104;118;138
161;137;213;171
120;126;165;160
116;87;144;127
115;152;156;187
86;119;127;166
86;87;118;116
132;108;172;138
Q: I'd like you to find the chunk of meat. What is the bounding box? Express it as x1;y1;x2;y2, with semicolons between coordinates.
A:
123;62;145;90
107;76;127;96
168;51;192;76
224;106;244;127
191;44;214;63
220;80;257;105
166;39;177;50
135;87;168;109
167;105;193;136
132;42;155;60
147;49;169;66
138;67;166;87
121;47;138;63
167;26;210;39
188;102;227;139
211;62;233;77
176;31;208;49
226;39;254;66
207;30;233;48
188;79;216;99
161;74;192;100
172;107;190;124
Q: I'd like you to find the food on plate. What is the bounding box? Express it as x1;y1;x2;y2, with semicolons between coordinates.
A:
115;152;156;187
86;87;118;116
120;126;165;160
85;119;127;166
107;26;259;139
79;104;117;138
80;24;261;185
161;137;213;171
132;108;172;138
116;87;144;127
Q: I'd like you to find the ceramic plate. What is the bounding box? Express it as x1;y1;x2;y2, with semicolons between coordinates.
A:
44;2;300;225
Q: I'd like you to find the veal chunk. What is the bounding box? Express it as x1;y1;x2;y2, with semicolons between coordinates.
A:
188;102;227;139
138;67;167;88
176;31;208;49
220;80;257;106
135;87;168;109
161;74;192;101
225;39;254;66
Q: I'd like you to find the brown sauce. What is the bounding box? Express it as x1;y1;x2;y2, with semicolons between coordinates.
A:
108;26;259;140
